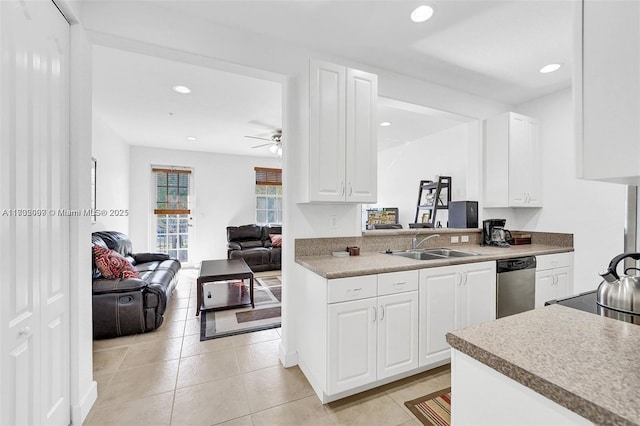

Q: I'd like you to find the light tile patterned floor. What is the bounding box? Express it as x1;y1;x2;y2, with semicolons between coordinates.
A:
86;269;450;426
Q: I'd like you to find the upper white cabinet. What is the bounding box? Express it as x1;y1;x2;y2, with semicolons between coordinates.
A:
306;59;378;203
575;1;640;184
484;112;542;208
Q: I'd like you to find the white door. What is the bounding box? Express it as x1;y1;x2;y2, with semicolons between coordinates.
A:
327;298;377;394
508;113;528;206
1;0;70;424
419;266;457;366
458;262;497;328
377;291;418;379
345;68;377;203
309;60;346;202
524;117;542;206
554;267;571;301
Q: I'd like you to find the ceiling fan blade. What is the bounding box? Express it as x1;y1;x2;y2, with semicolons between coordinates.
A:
244;135;271;141
251;142;273;149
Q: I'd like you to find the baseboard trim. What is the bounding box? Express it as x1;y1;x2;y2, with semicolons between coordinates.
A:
71;380;97;425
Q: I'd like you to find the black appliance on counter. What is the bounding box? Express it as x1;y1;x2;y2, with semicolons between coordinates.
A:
546;291;640;325
482;219;512;247
448;201;478;228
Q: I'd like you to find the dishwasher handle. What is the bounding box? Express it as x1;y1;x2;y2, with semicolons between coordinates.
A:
497;256;536;273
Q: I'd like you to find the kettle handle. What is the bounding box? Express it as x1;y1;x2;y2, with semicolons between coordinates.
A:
602;252;640;280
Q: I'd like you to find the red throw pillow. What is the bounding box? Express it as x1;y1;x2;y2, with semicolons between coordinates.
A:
93;245;140;279
269;234;282;248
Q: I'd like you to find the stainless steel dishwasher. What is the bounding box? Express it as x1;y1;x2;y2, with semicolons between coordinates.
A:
496;256;537;318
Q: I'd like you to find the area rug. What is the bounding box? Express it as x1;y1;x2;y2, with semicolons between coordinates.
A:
404;388;451;426
200;276;281;341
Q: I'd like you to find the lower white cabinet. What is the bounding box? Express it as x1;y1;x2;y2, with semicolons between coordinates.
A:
535;253;574;308
327;289;419;394
419;261;496;366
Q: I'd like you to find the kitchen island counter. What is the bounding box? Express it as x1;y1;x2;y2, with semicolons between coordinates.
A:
446;304;640;425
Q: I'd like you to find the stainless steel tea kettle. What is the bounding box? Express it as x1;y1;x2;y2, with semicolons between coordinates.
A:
598;252;640;315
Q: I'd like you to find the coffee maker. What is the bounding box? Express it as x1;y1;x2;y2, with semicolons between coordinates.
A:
482;219;512;247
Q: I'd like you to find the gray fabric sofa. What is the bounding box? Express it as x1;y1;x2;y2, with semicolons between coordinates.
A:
91;231;181;339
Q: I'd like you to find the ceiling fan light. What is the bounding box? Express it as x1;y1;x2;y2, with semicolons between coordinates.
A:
172;85;191;94
277;147;283;157
411;5;434;23
269;144;278;154
539;63;562;74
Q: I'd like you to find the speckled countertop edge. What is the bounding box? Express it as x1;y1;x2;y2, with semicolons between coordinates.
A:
446;305;640;426
295;244;573;279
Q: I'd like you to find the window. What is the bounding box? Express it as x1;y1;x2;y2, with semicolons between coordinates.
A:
153;167;191;262
255;167;282;224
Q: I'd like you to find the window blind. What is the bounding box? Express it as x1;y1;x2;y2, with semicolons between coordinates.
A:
255;167;282;186
153;168;191;214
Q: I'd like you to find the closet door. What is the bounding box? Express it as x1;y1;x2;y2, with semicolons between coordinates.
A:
0;1;70;424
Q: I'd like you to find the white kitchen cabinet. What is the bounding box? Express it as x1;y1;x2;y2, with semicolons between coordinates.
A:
484;112;542;207
306;59;377;203
298;267;418;402
575;1;640;184
419;261;496;366
328;297;377;394
535;253;574;308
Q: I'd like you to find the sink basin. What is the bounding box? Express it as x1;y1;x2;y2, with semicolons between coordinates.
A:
423;248;479;258
391;251;447;261
389;248;479;261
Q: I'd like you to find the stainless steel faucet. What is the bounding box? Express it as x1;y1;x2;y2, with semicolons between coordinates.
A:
411;234;440;250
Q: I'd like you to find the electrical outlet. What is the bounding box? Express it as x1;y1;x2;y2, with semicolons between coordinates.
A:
461;235;469;243
451;236;459;243
330;215;338;228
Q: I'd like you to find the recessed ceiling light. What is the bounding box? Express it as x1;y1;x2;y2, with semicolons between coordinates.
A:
411;5;434;23
172;85;191;94
186;136;197;141
380;121;392;127
539;63;562;74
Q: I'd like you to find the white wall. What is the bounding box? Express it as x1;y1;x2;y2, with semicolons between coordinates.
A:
91;113;130;234
373;123;470;228
484;89;626;293
129;146;281;264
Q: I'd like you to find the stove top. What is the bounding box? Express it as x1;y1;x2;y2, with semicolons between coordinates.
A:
546;290;640;325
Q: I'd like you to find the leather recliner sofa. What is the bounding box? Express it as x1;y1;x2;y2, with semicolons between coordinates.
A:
91;231;181;339
227;224;282;272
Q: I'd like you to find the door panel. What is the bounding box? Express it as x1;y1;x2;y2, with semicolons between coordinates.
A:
1;1;70;424
377;292;418;379
419;268;457;366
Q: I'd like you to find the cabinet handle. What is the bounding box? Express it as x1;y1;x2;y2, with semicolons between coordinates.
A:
349;183;353;196
341;182;345;196
348;287;362;292
393;281;406;286
380;305;385;321
372;307;377;322
456;272;463;286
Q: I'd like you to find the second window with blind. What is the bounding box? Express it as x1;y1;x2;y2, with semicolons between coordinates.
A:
255;167;282;225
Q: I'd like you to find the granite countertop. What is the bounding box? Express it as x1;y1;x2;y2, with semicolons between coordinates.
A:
295;244;573;279
446;305;640;425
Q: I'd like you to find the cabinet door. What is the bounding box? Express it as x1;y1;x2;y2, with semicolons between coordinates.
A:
309;60;347;202
508;113;528;206
524;116;542;206
345;68;377;203
327;298;377;394
419;267;457;367
553;266;572;301
377;291;419;379
457;262;497;328
535;270;555;308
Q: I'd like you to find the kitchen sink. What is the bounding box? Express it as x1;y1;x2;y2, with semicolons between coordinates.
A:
389;248;479;261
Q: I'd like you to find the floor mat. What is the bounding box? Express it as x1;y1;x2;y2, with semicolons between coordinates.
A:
404;388;451;426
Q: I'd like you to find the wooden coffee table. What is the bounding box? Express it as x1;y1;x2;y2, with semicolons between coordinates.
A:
196;259;254;316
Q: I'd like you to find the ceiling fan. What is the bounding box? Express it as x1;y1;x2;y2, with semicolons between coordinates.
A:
245;129;283;156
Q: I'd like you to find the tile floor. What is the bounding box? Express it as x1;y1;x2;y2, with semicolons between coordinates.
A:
86;269;451;426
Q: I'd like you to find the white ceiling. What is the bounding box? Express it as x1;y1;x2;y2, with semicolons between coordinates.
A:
91;0;574;156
